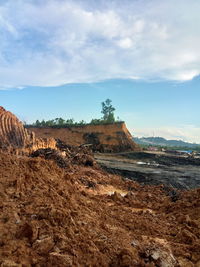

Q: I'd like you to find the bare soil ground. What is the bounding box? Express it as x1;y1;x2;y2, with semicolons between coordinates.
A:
0;151;200;266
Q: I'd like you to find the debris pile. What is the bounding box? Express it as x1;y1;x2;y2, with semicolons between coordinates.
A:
56;139;95;166
30;141;95;168
0;150;200;266
30;148;69;168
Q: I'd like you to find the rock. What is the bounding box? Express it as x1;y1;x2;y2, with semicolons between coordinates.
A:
139;238;177;267
131;240;139;247
32;237;54;255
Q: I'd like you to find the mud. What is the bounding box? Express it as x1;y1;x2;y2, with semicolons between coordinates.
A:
95;151;200;190
0;150;200;266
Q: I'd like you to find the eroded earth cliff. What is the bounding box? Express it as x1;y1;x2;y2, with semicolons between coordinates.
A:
28;122;140;152
0;107;56;153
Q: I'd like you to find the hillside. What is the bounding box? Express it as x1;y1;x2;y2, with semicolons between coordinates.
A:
134;136;200;148
27;123;140;153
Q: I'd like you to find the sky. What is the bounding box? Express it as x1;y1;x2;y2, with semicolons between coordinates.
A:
0;0;200;143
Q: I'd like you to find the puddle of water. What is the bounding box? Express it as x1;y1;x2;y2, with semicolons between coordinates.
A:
137;161;147;165
137;161;160;167
153;171;161;174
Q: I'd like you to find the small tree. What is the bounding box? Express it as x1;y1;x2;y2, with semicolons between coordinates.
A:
101;99;115;123
35;120;40;126
90;118;103;125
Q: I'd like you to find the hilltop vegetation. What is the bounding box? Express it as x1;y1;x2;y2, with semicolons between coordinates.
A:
26;99;122;127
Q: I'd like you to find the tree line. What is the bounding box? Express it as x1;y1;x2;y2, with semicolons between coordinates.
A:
26;99;123;127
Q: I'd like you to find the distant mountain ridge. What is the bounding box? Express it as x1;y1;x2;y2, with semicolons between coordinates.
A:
134;136;200;148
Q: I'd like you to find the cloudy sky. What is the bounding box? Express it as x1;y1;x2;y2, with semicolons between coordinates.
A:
0;0;200;142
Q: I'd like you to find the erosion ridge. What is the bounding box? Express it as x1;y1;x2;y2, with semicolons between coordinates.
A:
27;122;140;152
0;106;56;153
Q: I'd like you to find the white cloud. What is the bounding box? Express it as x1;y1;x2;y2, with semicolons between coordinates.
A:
117;38;133;49
133;125;200;144
173;70;200;82
0;0;200;88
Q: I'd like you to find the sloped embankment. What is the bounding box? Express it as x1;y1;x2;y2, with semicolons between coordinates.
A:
27;122;140;153
0;151;200;266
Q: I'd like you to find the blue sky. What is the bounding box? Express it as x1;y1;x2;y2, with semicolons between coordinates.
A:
0;0;200;142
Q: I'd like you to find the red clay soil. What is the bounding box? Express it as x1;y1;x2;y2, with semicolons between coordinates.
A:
0;151;200;267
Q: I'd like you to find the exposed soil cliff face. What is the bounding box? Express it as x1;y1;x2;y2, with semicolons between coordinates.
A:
0;106;56;153
28;122;140;152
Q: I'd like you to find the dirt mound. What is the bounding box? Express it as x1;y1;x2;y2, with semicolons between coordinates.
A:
0;106;56;153
0;151;200;266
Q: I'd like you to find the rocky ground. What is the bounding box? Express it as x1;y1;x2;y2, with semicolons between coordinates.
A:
95;151;200;190
0;149;200;266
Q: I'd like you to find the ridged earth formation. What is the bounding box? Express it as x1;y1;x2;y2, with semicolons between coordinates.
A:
0;106;56;153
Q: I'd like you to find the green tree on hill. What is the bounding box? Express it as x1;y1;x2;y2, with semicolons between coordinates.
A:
101;99;115;123
28;99;118;127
